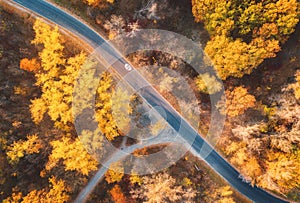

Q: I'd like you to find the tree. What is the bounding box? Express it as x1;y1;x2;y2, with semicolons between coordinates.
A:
6;134;42;164
105;162;124;183
217;86;256;117
95;72;120;141
83;0;114;7
130;172;196;203
192;0;299;41
229;144;262;185
205;35;280;79
20;58;40;72
30;20;122;141
195;73;222;94
111;87;132;135
130;174;143;185
103;15;125;40
110;185;127;203
29;19;78;130
192;0;299;79
45;137;98;176
3;177;70;203
22;176;70;203
191;0;235;35
258;150;300;193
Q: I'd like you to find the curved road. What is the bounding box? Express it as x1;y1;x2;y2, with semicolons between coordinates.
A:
9;0;289;202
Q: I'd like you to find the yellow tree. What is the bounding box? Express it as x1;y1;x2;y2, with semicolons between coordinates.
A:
192;0;299;79
105;162;124;183
111;87;132;135
29;19;71;128
260;150;300;193
195;73;222;94
45;137;98;176
3;177;70;203
83;0;114;7
30;19;126;139
205;35;279;79
191;0;235;35
95;72;120;140
229;143;262;186
6;134;42;164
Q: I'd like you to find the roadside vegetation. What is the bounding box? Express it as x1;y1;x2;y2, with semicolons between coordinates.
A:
0;0;300;202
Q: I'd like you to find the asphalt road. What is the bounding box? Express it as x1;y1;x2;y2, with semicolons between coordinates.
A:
10;0;289;202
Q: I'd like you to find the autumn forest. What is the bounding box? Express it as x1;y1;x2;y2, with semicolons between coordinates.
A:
0;0;300;202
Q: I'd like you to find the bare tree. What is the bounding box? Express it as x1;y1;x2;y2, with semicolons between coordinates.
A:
130;172;196;203
134;0;159;20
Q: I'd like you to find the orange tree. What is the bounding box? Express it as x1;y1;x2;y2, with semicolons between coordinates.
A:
217;86;256;117
110;185;127;203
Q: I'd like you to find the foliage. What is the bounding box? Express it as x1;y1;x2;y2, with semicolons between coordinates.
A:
227;90;300;194
6;134;41;164
192;0;299;79
45;137;98;175
30;20;124;141
192;0;235;35
95;72;120;141
130;172;196;203
110;185;127;203
111;87;132;135
105;162;124;183
217;86;256;117
192;0;299;39
83;0;114;7
103;15;126;40
205;35;280;79
195;73;222;94
230;145;262;185
182;177;192;187
3;192;23;203
3;177;70;203
20;58;40;73
130;174;143;185
29;19;83;131
79;129;104;159
259;150;300;193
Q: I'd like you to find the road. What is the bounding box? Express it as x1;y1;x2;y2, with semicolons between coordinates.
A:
9;0;289;202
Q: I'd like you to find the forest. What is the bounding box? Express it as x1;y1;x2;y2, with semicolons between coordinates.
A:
0;0;299;202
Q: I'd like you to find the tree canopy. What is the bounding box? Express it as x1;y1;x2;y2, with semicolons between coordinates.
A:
192;0;300;79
